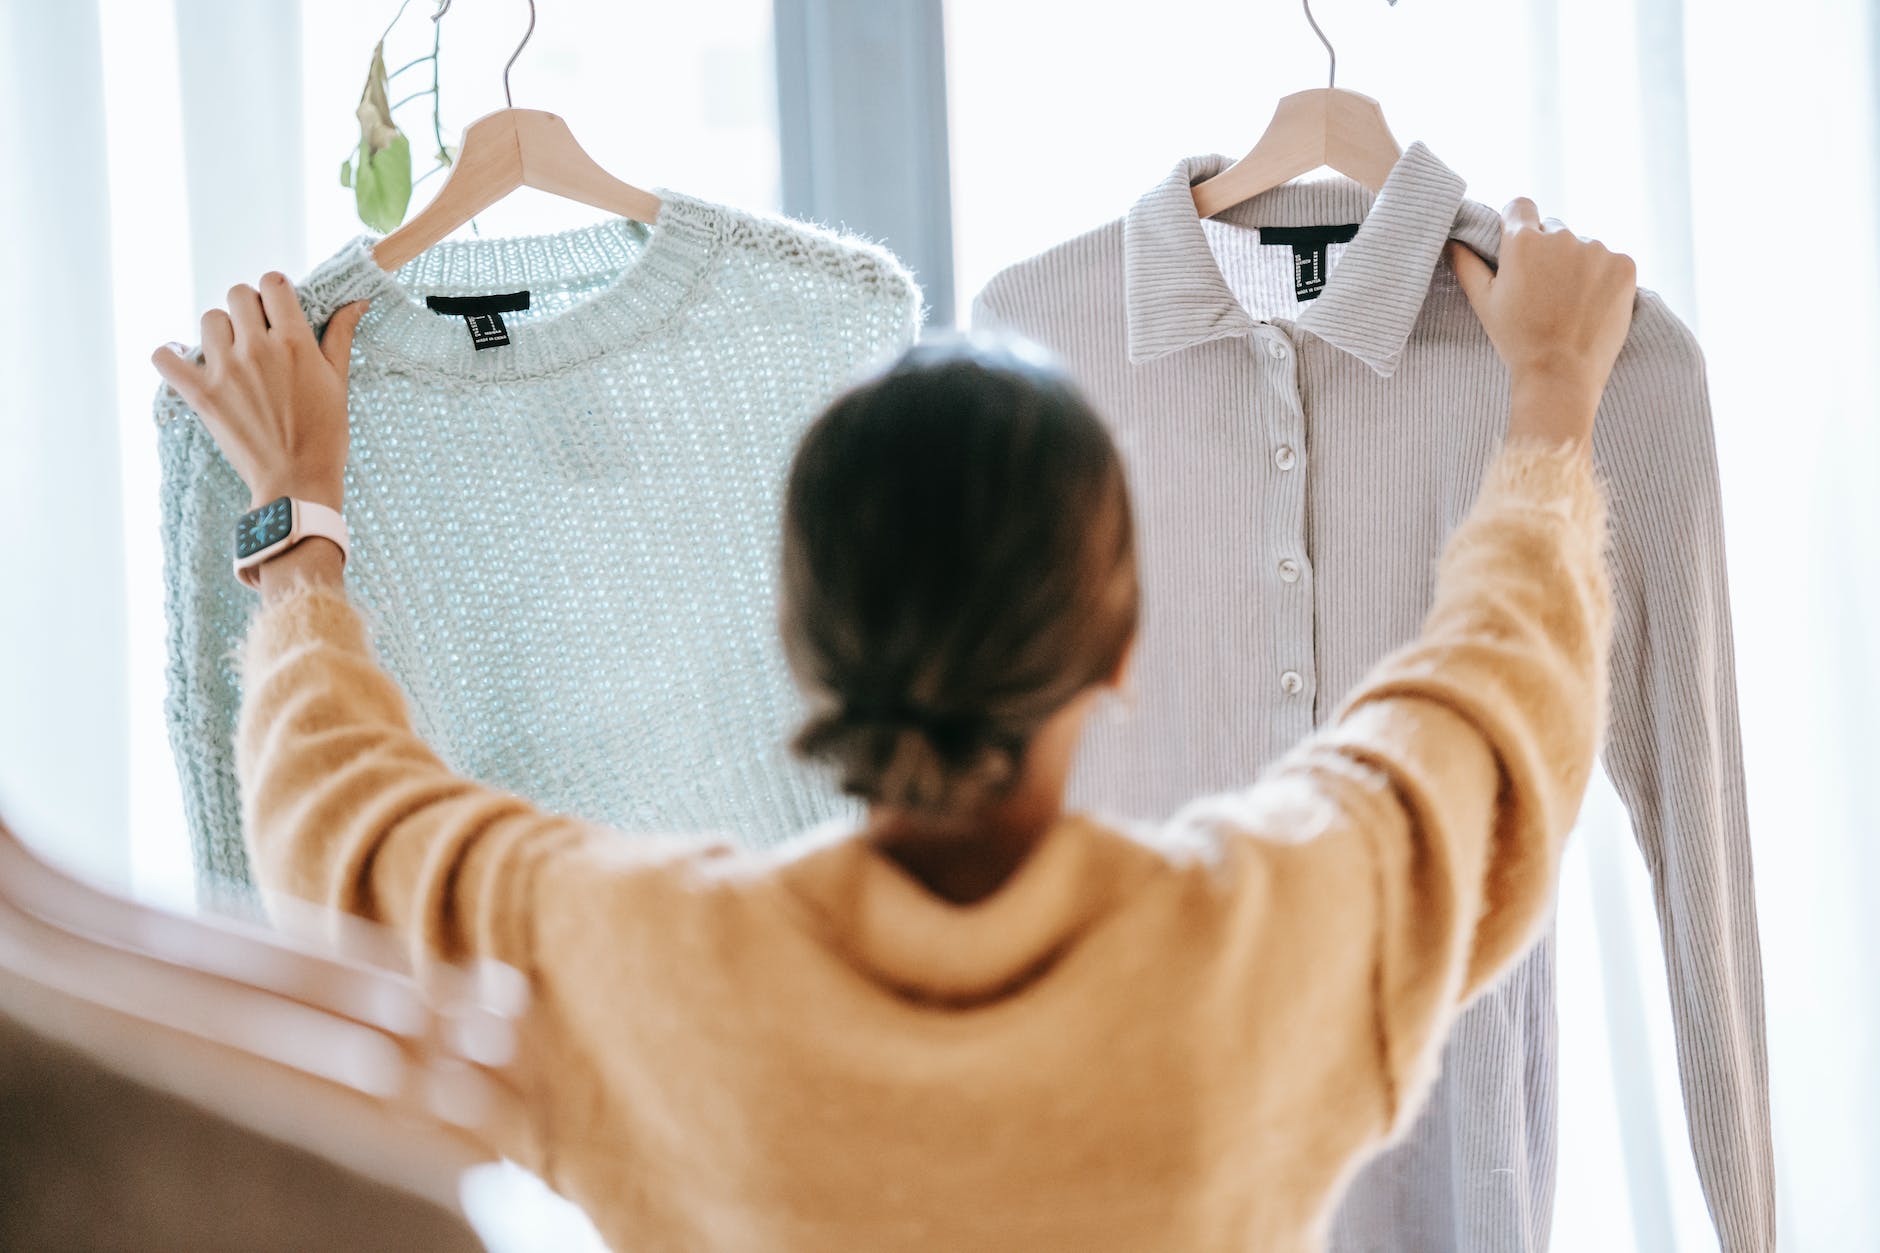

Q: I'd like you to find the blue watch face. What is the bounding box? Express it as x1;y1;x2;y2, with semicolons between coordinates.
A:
236;497;293;559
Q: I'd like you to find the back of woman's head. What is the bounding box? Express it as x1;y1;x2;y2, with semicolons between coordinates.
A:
781;333;1139;818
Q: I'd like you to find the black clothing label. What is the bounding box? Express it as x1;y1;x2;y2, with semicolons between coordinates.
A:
1259;224;1361;302
425;291;532;350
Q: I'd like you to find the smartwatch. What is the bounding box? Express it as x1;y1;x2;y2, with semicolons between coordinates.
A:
232;496;350;588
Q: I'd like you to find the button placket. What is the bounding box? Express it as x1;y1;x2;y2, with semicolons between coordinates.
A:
1254;328;1315;730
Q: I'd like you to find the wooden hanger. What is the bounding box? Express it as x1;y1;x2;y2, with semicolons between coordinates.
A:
1190;0;1403;219
372;0;662;272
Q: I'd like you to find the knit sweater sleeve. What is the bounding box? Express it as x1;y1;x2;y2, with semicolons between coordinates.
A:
232;582;653;976
1183;438;1613;1131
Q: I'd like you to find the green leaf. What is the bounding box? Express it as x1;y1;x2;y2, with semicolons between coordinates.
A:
346;40;412;231
353;131;412;232
339;156;353;189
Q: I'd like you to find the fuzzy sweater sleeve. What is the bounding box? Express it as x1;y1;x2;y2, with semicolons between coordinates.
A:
232;582;637;978
1340;437;1611;1120
1180;438;1613;1131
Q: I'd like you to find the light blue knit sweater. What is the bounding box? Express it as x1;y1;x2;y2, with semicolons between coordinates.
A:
154;190;922;900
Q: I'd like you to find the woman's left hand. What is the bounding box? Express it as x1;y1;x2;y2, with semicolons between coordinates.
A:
152;273;369;512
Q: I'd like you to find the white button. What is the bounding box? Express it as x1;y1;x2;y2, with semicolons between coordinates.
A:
1274;445;1297;471
1265;337;1290;361
1278;558;1302;583
1280;670;1305;695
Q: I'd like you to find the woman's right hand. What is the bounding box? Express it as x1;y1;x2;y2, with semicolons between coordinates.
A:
1446;198;1638;447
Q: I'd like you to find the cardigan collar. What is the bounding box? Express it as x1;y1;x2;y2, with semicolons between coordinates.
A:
1123;139;1476;378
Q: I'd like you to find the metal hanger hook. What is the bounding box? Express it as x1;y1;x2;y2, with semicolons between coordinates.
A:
431;0;537;107
501;0;537;108
1303;0;1400;92
1302;0;1336;89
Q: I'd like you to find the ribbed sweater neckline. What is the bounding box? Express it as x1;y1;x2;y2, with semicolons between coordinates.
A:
306;186;724;384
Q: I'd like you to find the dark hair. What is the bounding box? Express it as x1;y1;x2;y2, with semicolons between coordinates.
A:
780;332;1139;816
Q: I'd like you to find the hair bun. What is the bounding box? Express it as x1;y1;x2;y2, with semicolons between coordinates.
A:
793;704;1023;816
840;700;982;743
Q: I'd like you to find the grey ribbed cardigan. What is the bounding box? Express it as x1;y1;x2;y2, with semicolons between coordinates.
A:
971;141;1772;1252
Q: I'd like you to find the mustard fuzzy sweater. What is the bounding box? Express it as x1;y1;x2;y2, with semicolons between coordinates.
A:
235;439;1610;1253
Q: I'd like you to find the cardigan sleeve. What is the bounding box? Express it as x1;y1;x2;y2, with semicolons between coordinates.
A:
232;581;640;977
233;581;734;1191
1179;437;1614;1130
1590;294;1774;1250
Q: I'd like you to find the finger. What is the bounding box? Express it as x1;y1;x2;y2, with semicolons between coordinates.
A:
227;283;268;345
150;342;209;409
200;308;234;365
1502;196;1543;234
320;300;371;379
1540;216;1571;234
259;271;313;343
1446;241;1494;310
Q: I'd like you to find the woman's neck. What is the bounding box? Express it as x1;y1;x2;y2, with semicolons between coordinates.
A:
867;789;1063;906
863;696;1092;906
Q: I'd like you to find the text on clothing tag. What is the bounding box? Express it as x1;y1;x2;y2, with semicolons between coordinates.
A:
1258;224;1361;302
425;291;533;350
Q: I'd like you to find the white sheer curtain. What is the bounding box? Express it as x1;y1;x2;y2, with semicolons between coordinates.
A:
0;0;303;907
2;0;141;889
946;1;1880;1249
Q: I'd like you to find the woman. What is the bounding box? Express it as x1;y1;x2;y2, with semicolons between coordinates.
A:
152;197;1632;1252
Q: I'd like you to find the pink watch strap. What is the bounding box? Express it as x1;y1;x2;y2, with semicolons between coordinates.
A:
292;499;350;559
233;498;350;589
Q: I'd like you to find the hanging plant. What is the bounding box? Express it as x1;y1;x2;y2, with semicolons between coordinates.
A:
340;0;457;232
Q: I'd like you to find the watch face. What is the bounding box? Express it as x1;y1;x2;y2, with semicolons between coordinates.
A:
236;497;294;559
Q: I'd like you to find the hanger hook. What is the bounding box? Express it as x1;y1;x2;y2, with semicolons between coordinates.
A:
1302;0;1336;90
502;0;537;109
430;0;536;108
